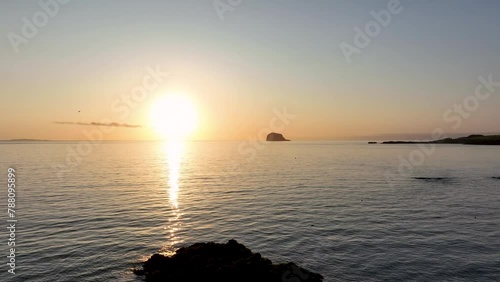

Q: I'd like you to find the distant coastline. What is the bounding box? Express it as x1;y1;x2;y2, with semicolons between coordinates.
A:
381;135;500;145
2;139;51;142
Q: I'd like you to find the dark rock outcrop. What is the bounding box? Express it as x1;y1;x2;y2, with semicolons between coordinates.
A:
414;177;445;180
266;132;290;141
135;240;323;282
368;142;377;144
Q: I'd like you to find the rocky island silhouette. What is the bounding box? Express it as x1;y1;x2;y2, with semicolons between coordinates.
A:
266;132;290;141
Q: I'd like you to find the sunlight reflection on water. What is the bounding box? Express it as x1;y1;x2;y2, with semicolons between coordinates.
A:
161;140;185;255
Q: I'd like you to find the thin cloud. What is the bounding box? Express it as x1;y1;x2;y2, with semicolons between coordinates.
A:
54;121;142;128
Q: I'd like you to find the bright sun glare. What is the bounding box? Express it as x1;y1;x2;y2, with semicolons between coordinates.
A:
150;95;198;140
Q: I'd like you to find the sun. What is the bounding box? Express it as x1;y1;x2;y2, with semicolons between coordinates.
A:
150;95;198;140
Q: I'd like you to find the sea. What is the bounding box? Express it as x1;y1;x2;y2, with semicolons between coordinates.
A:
0;141;499;281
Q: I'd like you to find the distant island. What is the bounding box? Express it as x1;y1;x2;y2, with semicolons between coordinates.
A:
266;132;290;142
382;135;500;145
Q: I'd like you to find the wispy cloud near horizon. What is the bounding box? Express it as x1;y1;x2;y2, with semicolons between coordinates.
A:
54;121;142;128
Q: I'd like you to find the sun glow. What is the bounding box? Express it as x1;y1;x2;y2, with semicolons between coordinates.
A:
150;95;198;140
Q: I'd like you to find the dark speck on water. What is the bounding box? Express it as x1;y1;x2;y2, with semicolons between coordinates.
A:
414;177;445;180
413;177;454;183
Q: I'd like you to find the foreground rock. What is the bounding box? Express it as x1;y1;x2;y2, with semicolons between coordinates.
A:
267;132;290;141
135;240;323;282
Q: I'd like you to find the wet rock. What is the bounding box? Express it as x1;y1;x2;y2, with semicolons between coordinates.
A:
135;239;323;282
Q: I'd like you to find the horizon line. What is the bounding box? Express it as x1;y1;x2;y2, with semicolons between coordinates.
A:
2;132;500;143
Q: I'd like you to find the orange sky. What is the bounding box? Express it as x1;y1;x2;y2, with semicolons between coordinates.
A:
1;1;499;141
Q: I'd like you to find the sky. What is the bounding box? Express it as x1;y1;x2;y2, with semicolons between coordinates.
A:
1;0;499;141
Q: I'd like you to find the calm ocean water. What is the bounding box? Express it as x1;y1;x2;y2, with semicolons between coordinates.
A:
0;141;499;281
